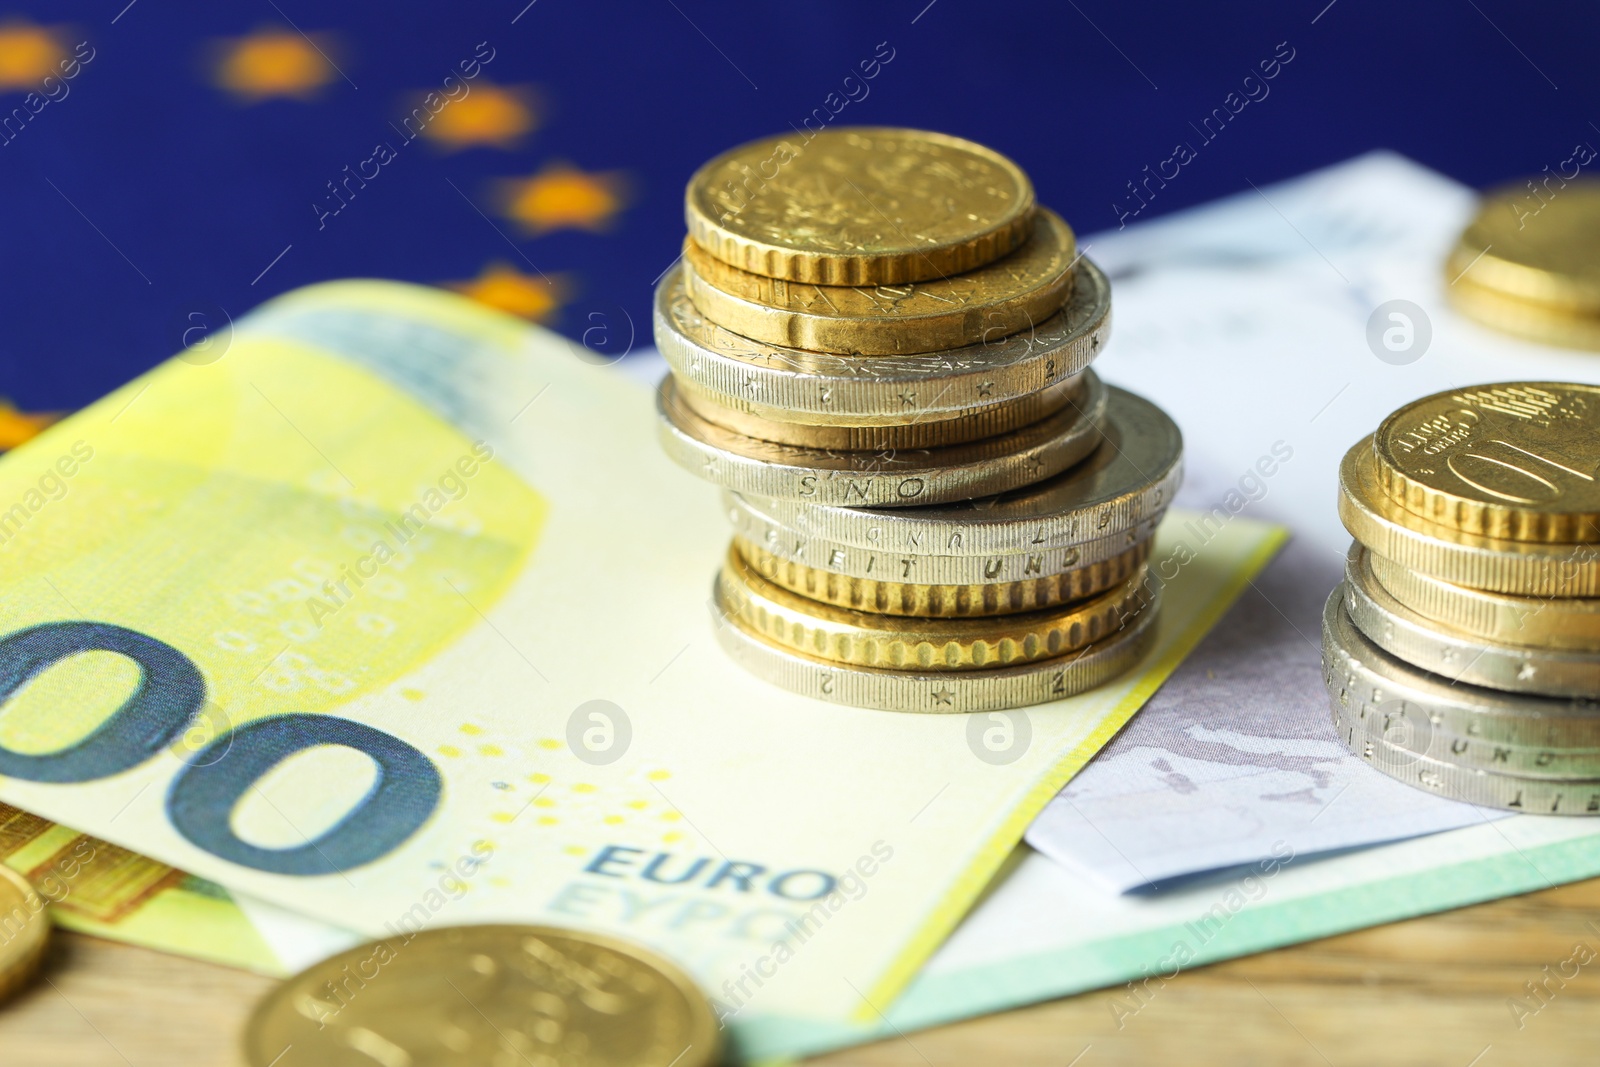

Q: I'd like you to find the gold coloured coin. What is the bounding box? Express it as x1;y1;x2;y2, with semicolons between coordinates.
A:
653;258;1111;425
1337;436;1600;596
0;866;49;1005
1373;382;1600;542
1448;274;1600;352
675;372;1084;450
1367;548;1600;653
685;127;1036;285
735;533;1151;617
717;542;1149;670
243;925;719;1067
657;370;1107;507
681;209;1077;355
1448;180;1600;315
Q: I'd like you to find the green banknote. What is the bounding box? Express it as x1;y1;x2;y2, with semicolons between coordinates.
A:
0;280;1278;1055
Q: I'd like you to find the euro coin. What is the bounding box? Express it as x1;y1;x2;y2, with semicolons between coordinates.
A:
1373;382;1600;542
750;387;1181;555
1322;586;1600;749
1447;179;1600;315
1337;436;1600;596
242;925;719;1067
718;542;1149;669
1448;273;1600;352
675;372;1084;450
1343;544;1600;697
681;210;1077;354
0;866;48;1005
735;533;1151;617
1367;547;1600;652
656;370;1107;507
727;489;1164;585
653;259;1110;425
714;581;1159;712
1332;697;1600;780
685;127;1035;285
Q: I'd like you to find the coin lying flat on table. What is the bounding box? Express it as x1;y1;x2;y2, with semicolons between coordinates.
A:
654;260;1111;425
1367;548;1600;652
1448;274;1600;352
1338;436;1600;597
1322;587;1600;749
715;582;1159;713
752;387;1181;554
1343;544;1600;697
243;925;719;1067
1372;382;1600;542
727;490;1164;585
681;209;1077;355
1331;697;1600;780
656;370;1107;507
736;533;1151;617
1447;180;1600;315
719;542;1149;669
675;372;1085;451
0;866;48;1005
685;127;1036;285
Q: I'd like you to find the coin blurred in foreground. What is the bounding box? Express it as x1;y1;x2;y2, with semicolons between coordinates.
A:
681;210;1077;354
0;866;49;1005
685;127;1036;285
243;925;719;1067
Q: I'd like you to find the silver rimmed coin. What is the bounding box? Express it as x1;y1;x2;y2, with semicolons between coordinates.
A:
712;580;1159;713
725;488;1163;585
748;387;1180;554
1332;697;1600;779
656;370;1107;507
652;260;1110;426
1322;586;1600;749
1343;544;1600;697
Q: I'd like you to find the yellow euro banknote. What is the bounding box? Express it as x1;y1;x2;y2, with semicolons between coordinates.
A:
0;280;1280;1054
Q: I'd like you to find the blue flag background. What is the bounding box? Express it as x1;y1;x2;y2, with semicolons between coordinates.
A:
2;0;1596;410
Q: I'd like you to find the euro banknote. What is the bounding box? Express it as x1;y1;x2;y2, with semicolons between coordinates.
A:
0;277;1279;1056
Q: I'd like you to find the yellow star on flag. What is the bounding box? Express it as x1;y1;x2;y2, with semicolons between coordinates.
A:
445;263;570;324
0;19;66;90
496;163;629;234
0;400;60;451
211;26;339;102
418;81;538;151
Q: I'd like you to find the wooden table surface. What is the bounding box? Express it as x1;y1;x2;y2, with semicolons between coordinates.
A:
5;877;1598;1067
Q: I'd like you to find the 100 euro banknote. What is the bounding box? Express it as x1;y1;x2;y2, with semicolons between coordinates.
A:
0;279;1279;1056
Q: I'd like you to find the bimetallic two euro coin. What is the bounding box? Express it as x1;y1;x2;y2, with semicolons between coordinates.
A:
685;127;1036;285
1332;703;1600;814
1337;436;1600;596
718;543;1149;670
727;489;1164;586
0;866;48;1005
1331;697;1600;780
652;260;1111;425
751;387;1181;555
713;581;1159;713
1367;548;1600;652
675;372;1084;450
1321;586;1600;750
243;925;719;1067
681;210;1077;355
735;533;1151;617
1373;382;1600;542
1343;544;1600;697
656;371;1106;507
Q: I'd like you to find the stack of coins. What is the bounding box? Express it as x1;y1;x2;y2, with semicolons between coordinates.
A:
654;127;1182;713
0;866;48;1005
1326;381;1600;813
1447;179;1600;351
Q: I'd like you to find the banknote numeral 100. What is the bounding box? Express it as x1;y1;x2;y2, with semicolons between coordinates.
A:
0;621;441;875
